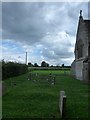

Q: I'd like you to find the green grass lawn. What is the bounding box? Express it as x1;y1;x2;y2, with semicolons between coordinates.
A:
2;70;89;119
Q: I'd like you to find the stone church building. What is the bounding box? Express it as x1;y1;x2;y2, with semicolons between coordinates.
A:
71;10;90;84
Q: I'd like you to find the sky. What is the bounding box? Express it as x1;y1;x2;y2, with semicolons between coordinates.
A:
1;1;89;66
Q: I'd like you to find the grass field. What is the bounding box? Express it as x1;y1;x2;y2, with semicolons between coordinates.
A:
2;70;89;119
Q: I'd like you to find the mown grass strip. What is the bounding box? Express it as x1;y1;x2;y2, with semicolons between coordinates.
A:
2;70;89;119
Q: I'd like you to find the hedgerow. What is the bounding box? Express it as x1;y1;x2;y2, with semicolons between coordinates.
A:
2;61;28;80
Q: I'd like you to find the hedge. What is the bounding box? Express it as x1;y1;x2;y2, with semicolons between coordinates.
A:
2;61;28;80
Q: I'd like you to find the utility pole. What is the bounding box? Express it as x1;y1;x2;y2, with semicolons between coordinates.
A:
25;52;27;65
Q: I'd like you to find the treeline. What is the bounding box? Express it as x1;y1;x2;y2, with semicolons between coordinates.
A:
28;61;71;68
2;61;28;80
28;61;49;67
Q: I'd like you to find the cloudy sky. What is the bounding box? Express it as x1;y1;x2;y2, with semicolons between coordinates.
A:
1;1;89;66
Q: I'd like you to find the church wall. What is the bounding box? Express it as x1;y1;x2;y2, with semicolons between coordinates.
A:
71;13;90;84
71;60;76;76
82;30;88;57
77;21;88;58
83;62;88;83
75;60;83;80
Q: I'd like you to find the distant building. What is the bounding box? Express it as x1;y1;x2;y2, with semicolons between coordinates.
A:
71;10;90;84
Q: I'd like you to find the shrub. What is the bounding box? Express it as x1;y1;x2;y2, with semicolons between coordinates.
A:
2;61;28;80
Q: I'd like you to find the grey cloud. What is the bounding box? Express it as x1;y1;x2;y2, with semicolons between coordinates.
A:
2;2;88;65
41;45;74;60
67;2;88;19
2;2;48;43
88;2;90;18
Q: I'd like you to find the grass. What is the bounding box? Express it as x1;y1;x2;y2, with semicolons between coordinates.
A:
2;70;89;119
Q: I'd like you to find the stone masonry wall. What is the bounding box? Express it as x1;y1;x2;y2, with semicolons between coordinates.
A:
76;20;88;58
71;61;76;76
75;59;83;80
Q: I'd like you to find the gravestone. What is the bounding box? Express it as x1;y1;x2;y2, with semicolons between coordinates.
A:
48;73;56;85
49;73;52;82
64;71;66;75
28;71;33;80
28;72;39;83
51;76;55;85
59;91;67;118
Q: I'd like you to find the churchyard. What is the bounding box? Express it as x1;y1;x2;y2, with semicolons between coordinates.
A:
2;69;89;119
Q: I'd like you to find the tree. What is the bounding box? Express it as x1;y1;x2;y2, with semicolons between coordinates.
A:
41;61;49;67
41;61;46;67
34;63;39;67
56;64;60;67
28;62;33;67
62;64;64;67
46;63;49;67
51;65;53;67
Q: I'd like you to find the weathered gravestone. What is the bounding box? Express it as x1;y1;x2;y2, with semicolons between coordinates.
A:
64;71;66;75
28;72;39;83
48;73;56;85
59;91;67;118
51;76;55;85
28;72;32;80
